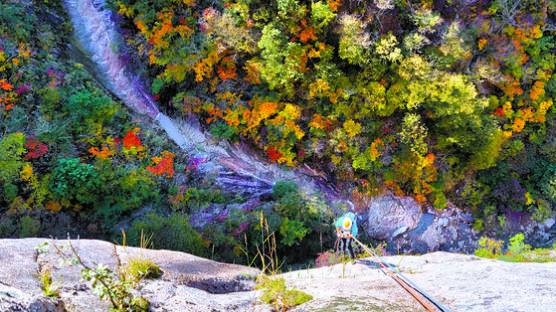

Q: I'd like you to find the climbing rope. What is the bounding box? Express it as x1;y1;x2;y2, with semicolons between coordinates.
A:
336;235;452;312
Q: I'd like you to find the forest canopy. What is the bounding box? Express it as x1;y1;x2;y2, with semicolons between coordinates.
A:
108;0;556;224
1;0;555;265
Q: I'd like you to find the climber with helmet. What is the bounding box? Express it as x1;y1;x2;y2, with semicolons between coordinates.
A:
335;211;358;262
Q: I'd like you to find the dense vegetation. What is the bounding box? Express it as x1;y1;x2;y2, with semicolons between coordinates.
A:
0;0;216;245
1;0;556;267
109;0;556;231
0;0;335;266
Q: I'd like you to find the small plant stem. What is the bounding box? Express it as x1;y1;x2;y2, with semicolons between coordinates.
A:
54;240;119;308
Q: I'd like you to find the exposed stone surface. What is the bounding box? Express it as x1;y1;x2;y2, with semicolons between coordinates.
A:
284;252;556;312
0;239;42;295
116;245;258;294
363;194;423;241
0;238;267;312
513;216;556;248
0;284;66;312
141;281;271;312
362;195;479;254
2;239;556;312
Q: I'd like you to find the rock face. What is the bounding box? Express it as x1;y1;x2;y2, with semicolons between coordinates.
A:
1;239;556;312
0;238;268;312
284;252;556;312
363;194;423;241
362;194;478;254
508;216;556;249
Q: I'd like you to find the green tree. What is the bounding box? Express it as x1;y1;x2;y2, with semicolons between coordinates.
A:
0;133;26;202
50;158;100;206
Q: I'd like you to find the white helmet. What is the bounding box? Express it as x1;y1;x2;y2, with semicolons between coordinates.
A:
342;217;352;231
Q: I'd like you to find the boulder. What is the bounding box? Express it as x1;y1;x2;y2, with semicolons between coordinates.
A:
545;218;556;230
363;194;422;240
360;195;479;254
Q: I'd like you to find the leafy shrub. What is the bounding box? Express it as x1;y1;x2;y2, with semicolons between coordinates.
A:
530;248;554;263
274;189;303;218
18;215;41;238
0;217;16;237
168;186;227;212
229;181;334;265
0;133;26;202
255;275;313;312
96;203;126;233
127;213;208;257
123;257;161;283
543;173;556;202
531;199;554;223
35;268;61;298
272;181;299;200
279;217;307;246
490;178;527;212
38;87;61;116
50;158;100;206
62;90;119;135
47;241;149;311
0;1;34;41
210;123;239;142
0;0;204;246
475;233;555;263
507;233;529;257
112;168;156;211
474;236;504;259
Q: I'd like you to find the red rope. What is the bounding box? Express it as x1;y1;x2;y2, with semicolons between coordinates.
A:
334;237;340;265
351;236;439;312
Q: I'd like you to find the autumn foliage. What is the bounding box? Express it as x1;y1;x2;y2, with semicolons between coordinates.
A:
24;137;48;160
147;151;175;178
1;0;556;267
105;0;556;222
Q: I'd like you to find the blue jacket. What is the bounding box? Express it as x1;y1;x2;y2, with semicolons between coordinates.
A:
335;212;358;238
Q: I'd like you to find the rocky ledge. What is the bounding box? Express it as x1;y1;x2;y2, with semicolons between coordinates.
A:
0;238;267;312
285;251;556;312
1;238;555;312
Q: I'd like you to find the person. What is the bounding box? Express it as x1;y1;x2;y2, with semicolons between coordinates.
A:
335;212;357;261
